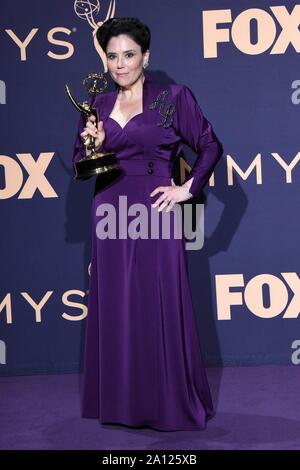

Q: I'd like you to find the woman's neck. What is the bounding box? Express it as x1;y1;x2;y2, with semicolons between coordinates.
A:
117;73;145;101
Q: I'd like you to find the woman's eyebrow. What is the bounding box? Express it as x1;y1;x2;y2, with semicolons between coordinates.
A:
107;49;136;54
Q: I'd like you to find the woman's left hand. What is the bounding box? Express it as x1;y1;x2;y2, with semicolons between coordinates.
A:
150;179;193;212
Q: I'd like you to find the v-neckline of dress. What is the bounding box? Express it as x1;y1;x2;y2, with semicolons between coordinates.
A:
108;113;142;131
108;74;150;131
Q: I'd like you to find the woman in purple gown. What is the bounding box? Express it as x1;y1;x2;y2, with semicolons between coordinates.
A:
73;17;223;431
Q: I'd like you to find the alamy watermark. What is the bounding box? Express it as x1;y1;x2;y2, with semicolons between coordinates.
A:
95;196;204;251
0;340;6;365
291;339;300;365
0;80;6;104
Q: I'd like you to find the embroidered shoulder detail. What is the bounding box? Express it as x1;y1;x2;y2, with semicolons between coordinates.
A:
149;89;176;128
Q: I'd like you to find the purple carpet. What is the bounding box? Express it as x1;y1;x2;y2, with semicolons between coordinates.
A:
0;365;299;450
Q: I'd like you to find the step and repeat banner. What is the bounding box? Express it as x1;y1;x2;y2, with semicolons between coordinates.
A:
1;0;299;375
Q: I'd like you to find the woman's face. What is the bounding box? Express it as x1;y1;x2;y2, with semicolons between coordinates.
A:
106;34;149;87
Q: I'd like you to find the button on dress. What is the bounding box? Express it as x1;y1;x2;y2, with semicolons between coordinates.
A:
72;73;223;431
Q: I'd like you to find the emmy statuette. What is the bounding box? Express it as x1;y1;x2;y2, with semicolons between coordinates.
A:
66;72;121;180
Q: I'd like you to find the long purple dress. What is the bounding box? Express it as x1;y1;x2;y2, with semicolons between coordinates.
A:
73;73;223;431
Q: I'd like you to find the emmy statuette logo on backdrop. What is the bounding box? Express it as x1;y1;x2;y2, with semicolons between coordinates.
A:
74;0;116;73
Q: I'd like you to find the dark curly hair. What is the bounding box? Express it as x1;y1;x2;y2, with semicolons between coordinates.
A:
96;17;151;54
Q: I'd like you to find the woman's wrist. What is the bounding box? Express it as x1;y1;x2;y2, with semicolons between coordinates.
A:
180;178;194;199
181;185;193;199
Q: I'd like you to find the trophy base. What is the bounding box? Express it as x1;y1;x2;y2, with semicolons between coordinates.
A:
74;152;121;180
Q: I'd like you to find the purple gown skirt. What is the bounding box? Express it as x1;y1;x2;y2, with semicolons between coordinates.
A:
81;158;215;431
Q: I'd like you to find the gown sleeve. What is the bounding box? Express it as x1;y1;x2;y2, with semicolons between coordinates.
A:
173;85;223;198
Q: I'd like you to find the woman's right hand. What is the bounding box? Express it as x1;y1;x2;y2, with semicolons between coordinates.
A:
80;115;105;150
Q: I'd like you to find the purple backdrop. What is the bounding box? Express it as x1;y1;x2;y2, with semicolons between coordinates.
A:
1;0;299;375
